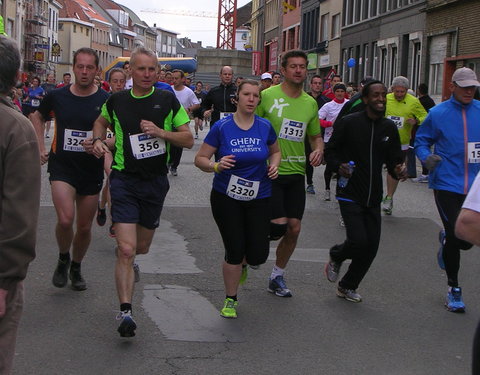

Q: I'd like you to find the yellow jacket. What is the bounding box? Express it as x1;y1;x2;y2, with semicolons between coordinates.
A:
385;93;427;147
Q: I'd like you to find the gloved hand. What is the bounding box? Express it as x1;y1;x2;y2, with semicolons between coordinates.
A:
425;154;442;171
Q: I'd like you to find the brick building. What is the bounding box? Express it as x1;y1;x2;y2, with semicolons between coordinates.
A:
425;0;480;101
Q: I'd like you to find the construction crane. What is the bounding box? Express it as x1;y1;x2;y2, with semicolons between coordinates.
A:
217;0;237;50
141;1;238;50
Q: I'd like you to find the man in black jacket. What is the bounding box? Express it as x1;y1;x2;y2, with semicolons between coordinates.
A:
324;81;407;302
201;66;237;127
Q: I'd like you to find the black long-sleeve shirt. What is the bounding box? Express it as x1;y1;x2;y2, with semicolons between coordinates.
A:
201;83;237;126
325;110;403;207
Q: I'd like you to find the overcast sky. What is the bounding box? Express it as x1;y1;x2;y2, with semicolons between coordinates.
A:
119;0;251;47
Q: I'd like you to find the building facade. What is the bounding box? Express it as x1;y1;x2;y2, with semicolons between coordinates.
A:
340;0;427;89
425;0;480;101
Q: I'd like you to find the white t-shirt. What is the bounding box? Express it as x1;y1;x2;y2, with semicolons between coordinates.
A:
463;172;480;212
173;86;200;109
318;99;349;123
125;78;133;89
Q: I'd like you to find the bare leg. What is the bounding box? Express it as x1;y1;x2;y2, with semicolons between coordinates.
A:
71;193;99;263
223;261;242;297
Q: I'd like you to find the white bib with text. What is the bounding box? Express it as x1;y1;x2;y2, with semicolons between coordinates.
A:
129;133;166;160
279;118;306;142
226;174;259;201
63;129;92;152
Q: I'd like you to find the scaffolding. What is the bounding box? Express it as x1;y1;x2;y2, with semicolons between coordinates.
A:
24;0;49;75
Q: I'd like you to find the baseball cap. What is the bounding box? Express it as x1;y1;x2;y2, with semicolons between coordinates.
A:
452;67;480;87
261;72;272;80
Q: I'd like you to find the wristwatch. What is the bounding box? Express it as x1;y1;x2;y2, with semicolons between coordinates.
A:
92;137;103;145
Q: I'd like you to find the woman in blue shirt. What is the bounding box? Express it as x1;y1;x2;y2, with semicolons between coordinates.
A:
23;76;44;117
195;79;280;319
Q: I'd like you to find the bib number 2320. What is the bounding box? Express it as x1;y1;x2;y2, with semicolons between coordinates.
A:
226;175;259;201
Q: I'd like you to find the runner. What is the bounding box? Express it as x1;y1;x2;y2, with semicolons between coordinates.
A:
415;67;480;312
305;75;330;195
260;72;273;91
201;66;237;128
90;46;193;337
318;83;349;201
194;79;280;318
96;68;126;236
56;72;71;88
382;76;427;215
169;69;200;176
31;47;109;291
324;80;407;302
272;72;282;86
192;81;207;139
256;50;323;297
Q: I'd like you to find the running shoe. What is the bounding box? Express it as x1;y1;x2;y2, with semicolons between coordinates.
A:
133;263;140;283
194;134;198;139
249;264;261;270
170;167;178;176
116;310;137;337
306;184;315;194
339;216;345;227
199;124;203;131
325;258;342;283
267;275;292;297
336;287;362;303
323;190;331;201
220;298;238;318
445;287;465;313
96;204;107;226
109;224;116;238
239;265;248;285
382;196;393;215
52;258;71;288
413;175;429;183
69;267;87;291
437;229;446;270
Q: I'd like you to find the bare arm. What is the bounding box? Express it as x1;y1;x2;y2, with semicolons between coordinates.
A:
30;110;48;164
308;133;324;167
140;121;194;149
267;141;280;179
455;208;480;246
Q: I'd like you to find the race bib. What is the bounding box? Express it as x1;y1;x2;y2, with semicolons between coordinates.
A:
279;118;306;142
226;174;259;201
324;127;334;143
387;115;404;129
63;129;92;152
220;112;233;119
106;129;114;139
31;99;40;107
129;133;165;159
468;142;480;163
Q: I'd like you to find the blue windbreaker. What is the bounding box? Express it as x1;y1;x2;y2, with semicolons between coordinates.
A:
415;96;480;195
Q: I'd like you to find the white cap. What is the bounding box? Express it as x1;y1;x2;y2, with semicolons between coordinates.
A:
452;67;480;87
261;72;272;80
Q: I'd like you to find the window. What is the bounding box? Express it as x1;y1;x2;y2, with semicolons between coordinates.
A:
389;45;397;83
301;7;319;50
370;0;379;17
73;25;76;33
411;41;421;91
332;13;340;38
320;13;329;42
86;28;89;37
379;48;387;83
372;42;378;77
363;43;369;77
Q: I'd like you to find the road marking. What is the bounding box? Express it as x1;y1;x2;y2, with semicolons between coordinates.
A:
142;284;244;342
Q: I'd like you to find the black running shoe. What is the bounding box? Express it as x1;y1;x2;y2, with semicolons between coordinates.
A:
97;205;107;226
69;268;87;291
117;310;137;337
52;258;70;288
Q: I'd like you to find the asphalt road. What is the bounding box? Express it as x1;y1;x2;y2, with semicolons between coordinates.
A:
13;124;479;374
